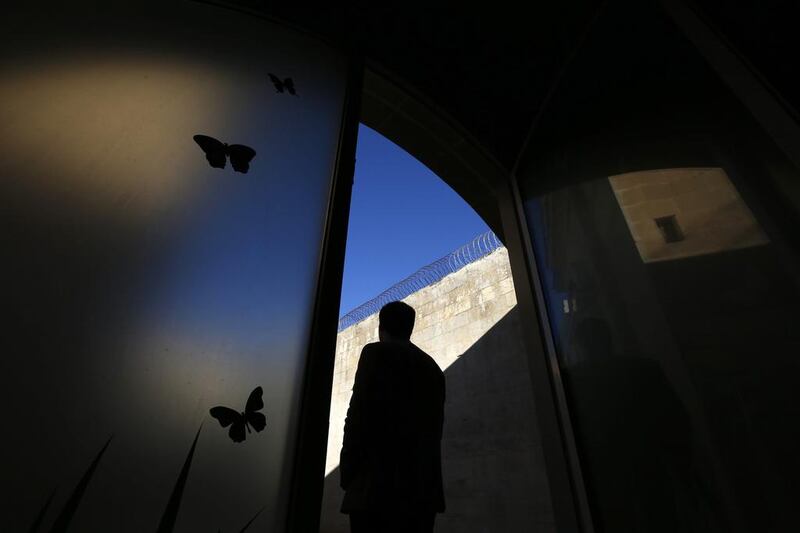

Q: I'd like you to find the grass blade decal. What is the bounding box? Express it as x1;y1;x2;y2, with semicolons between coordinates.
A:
49;436;113;533
28;487;57;533
238;507;264;532
155;424;202;533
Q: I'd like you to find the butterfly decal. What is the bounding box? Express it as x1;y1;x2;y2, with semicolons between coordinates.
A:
210;386;266;443
268;73;297;96
193;135;257;174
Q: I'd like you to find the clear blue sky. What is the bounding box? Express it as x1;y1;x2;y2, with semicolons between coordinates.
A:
339;124;490;316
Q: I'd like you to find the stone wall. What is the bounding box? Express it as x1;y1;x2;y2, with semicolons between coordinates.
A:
320;247;555;533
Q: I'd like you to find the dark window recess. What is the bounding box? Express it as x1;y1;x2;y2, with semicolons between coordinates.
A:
654;215;685;243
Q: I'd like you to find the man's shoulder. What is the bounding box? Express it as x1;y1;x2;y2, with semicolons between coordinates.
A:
363;340;423;358
363;341;442;373
356;342;382;368
360;341;380;353
406;343;444;378
367;339;425;355
414;345;442;370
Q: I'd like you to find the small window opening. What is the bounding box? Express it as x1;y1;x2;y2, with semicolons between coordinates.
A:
654;215;685;243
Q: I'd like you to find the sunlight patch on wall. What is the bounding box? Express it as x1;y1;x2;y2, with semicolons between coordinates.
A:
609;168;769;262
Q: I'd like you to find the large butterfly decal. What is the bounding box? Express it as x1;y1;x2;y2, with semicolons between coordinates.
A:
193;134;257;174
268;73;297;96
210;386;266;443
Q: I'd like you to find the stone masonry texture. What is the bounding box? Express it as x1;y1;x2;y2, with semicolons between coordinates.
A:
608;167;769;262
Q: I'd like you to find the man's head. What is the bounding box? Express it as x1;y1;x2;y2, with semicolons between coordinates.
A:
378;301;415;342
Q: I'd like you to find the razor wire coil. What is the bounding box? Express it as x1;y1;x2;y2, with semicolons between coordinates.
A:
338;231;502;332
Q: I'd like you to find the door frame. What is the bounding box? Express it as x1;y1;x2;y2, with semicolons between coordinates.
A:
284;56;364;533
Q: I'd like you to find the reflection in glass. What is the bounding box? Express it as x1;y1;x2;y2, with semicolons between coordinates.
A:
516;2;800;532
609;168;768;262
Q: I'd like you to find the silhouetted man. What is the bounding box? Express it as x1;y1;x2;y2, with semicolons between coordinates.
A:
340;301;446;533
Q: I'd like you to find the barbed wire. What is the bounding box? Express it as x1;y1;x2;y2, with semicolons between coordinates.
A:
338;231;503;331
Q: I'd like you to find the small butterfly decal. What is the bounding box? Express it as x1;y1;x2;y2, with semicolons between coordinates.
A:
210;386;266;443
193;134;256;173
268;73;298;96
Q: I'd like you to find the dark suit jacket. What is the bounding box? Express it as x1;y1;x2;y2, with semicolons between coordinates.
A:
340;340;446;514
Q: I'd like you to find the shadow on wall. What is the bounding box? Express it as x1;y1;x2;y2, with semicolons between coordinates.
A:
320;307;555;533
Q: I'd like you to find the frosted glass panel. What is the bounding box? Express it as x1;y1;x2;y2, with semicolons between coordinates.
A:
1;2;346;531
